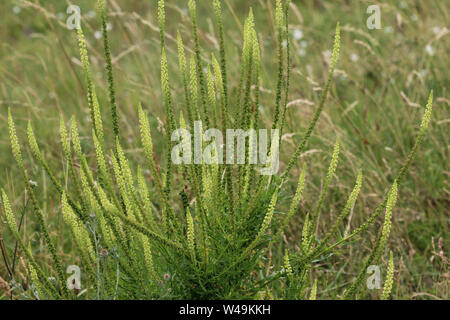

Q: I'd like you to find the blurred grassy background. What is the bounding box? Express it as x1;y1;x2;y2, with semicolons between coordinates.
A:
0;0;448;299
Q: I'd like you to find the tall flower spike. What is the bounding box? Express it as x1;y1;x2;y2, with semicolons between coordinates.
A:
158;0;166;50
141;234;158;281
8;108;24;170
255;190;279;240
212;54;226;132
252;28;261;128
28;262;43;299
138;104;165;200
190;55;200;120
378;181;398;258
186;208;196;263
283;22;340;177
212;0;229;122
161;48;176;132
309;279;318;300
397;90;433;185
302;212;311;253
177;31;194;128
310;138;340;235
280;0;292;134
272;0;285;130
271;163;306;247
189;0;209;128
98;0;119;138
77;27;96;130
343;180;398;299
206;65;218;127
382;251;395;300
2;189;19;237
318;169;363;249
284;249;294;279
161;48;176;197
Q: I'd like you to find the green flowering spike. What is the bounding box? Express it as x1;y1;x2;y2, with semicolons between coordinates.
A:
287;163;307;217
397;91;433;185
111;154;136;222
284;249;294;280
93;130;113;191
283;22;340;177
272;164;306;247
161;48;176;132
317;169;363;250
280;0;292;135
186;208;196;263
310;139;340;235
237;11;254;110
59;115;71;160
420;91;434;133
98;0;119;138
382;251;395;300
309;279;318;300
62;193;95;264
241;11;255;131
302;212;311;253
141;234;158;281
272;0;285;130
138;105;175;226
343;181;398;299
188;0;209;128
99;210;115;249
138;105;164;198
2;189;19;237
8;108;24;171
60;116;86;212
206;65;218;127
161;48;176;196
77;26;105;141
378;181;398;258
158;0;166;50
137;167;156;227
28;262;43;299
116;140;136;193
27;121;44;165
212;54;227;131
177;31;194;128
77;27;96;130
212;0;229;123
252;28;261;128
115;141;144;223
189;55;200;120
203;168;213;211
256;190;279;240
92;90;105;146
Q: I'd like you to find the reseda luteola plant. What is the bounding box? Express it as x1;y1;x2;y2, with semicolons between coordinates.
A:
1;0;433;300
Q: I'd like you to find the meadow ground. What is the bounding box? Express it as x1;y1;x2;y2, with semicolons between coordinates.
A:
0;0;448;299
